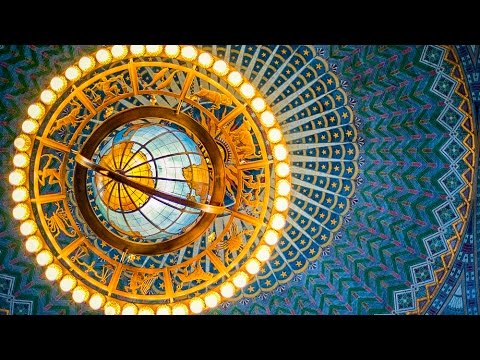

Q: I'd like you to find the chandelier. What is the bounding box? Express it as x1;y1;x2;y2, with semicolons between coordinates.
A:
9;45;291;315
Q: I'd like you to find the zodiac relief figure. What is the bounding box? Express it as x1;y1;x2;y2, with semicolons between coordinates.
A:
46;202;77;238
144;68;179;90
175;264;213;291
189;86;232;110
240;173;265;215
38;154;62;187
216;223;253;264
229;121;260;161
86;74;127;105
125;271;159;295
50;99;84;134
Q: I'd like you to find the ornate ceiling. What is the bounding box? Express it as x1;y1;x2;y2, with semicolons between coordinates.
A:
0;45;478;315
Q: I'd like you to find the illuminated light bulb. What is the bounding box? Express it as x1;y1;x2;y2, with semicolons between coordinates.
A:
104;301;121;315
9;169;26;186
260;111;276;127
220;282;235;298
267;128;282;143
13;153;29;168
156;305;171;315
25;235;42;253
251;97;266;112
189;298;205;314
172;303;188;315
274;197;289;212
204;291;221;309
45;263;63;281
255;245;272;262
232;271;249;288
273;144;288;161
72;286;89;303
146;45;163;56
40;89;57;105
275;162;290;178
95;49;112;64
89;293;105;310
111;45;128;59
65;66;81;81
245;258;261;274
20;219;37;236
227;71;243;87
22;119;39;134
264;229;279;246
181;46;197;61
271;213;286;231
78;56;95;72
240;83;255;99
59;274;77;292
14;134;31;151
13;203;30;220
122;303;138;315
164;45;180;58
36;249;53;266
50;76;67;93
276;179;291;196
130;45;146;57
27;103;45;120
12;186;28;202
198;52;214;68
138;306;154;315
212;60;229;76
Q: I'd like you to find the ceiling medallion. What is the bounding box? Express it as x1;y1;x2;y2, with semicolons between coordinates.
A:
10;45;290;315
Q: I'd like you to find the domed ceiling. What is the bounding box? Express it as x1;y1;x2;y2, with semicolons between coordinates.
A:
0;45;478;315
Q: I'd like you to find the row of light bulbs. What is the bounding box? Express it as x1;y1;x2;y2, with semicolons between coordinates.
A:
9;45;291;314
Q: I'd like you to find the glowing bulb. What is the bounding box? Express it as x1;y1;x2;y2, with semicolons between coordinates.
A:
13;153;29;168
22;119;39;134
251;97;266;112
78;56;95;72
271;213;286;230
13;203;30;220
20;219;37;236
138;306;154;315
232;271;249;288
275;162;290;178
181;46;197;61
72;286;89;303
12;186;28;202
45;264;63;281
276;179;291;196
65;66;81;81
255;245;271;262
104;301;121;315
121;303;138;315
274;197;289;212
273;144;288;161
245;258;261;274
240;83;255;99
227;71;243;87
260;111;276;127
14;135;31;151
130;45;146;57
267;128;282;143
27;103;45;120
50;76;67;93
198;52;214;68
9;169;26;186
146;45;162;56
59;275;77;292
36;250;53;266
25;235;41;253
89;293;105;310
165;45;180;58
156;305;171;315
111;45;128;59
95;49;112;64
204;291;221;309
212;60;228;76
189;298;205;314
172;303;188;315
220;282;235;298
264;229;279;245
40;89;57;105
